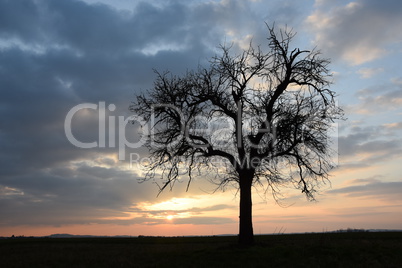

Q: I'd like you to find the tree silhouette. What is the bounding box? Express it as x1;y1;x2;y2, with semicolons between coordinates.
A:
131;25;343;246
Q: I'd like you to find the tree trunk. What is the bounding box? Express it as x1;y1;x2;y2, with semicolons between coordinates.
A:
238;172;254;246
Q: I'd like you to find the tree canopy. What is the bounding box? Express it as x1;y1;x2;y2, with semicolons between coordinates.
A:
131;25;344;245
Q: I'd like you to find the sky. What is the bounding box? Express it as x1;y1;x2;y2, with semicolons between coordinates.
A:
1;0;402;237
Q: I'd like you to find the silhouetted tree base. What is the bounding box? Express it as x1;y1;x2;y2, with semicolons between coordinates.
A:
238;173;254;246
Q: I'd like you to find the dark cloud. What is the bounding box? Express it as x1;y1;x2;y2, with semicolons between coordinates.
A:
0;164;145;226
0;0;43;42
0;1;205;176
1;0;278;231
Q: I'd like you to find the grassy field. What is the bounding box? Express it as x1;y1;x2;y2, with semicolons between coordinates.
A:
1;232;402;267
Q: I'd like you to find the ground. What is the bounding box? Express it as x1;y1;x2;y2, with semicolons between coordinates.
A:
1;232;402;267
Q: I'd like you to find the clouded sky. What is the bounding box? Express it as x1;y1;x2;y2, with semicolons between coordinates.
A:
1;0;402;236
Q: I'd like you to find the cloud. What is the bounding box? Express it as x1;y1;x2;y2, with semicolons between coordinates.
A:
345;176;383;185
96;216;235;226
173;217;235;225
383;122;402;130
336;120;402;171
353;78;402;114
306;0;402;65
0;1;205;172
357;67;384;79
0;165;145;225
338;125;381;156
0;0;285;231
129;198;237;226
328;181;402;202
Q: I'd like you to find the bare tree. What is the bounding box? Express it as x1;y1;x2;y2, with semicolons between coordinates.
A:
130;25;344;246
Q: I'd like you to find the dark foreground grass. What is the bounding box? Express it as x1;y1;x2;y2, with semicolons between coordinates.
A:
1;232;402;267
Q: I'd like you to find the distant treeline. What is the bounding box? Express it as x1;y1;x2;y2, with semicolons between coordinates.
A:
335;228;369;233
